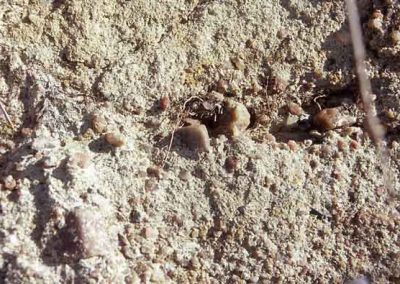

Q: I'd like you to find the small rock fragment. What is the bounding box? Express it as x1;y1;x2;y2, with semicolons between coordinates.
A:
287;140;298;151
91;114;107;134
225;156;238;173
2;175;16;190
141;227;159;240
104;132;125;147
368;10;383;31
20;128;33;137
159;96;170;111
313;108;356;131
287;102;303;116
62;207;111;259
176;124;210;152
147;166;162;179
67;152;91;170
216;79;229;94
231;57;245;70
390;30;400;44
218;99;251;137
349;139;360;150
178;169;191;181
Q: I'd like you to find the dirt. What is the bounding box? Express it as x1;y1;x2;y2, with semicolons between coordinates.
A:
0;0;399;283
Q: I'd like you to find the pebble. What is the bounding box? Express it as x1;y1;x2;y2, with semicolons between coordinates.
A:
225;156;238;173
104;132;126;147
159;96;170;111
216;79;229;94
2;175;16;190
368;10;383;31
218;99;251;137
141;227;159;240
287;140;298;151
31;136;60;152
287;102;303;116
91;113;107;134
63;207;111;259
176;124;211;152
179;169;191;180
67;152;91;169
313;108;356;131
349;139;360;150
265;133;276;143
20;127;33;137
231;57;245;71
146;166;163;179
390;30;400;44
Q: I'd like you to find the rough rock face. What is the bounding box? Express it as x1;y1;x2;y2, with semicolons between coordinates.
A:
1;0;400;283
62;207;111;259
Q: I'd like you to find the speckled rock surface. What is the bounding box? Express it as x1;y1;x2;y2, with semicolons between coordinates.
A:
0;1;400;283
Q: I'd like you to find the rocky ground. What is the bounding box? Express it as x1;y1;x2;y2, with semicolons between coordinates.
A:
0;0;400;283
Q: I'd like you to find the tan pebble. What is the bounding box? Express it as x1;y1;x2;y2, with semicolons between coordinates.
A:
146;166;162;179
337;139;347;151
141;227;159;239
225;156;238;173
231;57;245;71
349;139;360;150
313;108;356;131
246;39;256;49
21;128;33;137
3;175;16;190
159;96;170;111
218;99;250;137
268;76;288;94
251;79;262;94
287;140;297;151
265;133;276;143
190;256;201;270
68;152;91;169
257;114;269;125
390;30;400;44
178;169;191;180
104;132;125;147
176;124;210;152
91;114;107;134
216;79;229;94
287;102;303;116
368;10;383;31
277;29;288;39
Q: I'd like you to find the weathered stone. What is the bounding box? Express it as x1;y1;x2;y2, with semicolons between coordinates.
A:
313;108;356;131
176;124;211;152
217;99;251;137
104;132;126;147
62;207;111;259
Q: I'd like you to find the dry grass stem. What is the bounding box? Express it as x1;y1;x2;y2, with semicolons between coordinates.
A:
0;99;15;130
345;0;394;195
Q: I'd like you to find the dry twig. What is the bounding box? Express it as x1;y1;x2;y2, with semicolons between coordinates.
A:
345;0;394;194
0;99;15;130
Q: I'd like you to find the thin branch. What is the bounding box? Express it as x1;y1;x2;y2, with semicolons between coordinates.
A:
345;0;394;194
0;100;15;130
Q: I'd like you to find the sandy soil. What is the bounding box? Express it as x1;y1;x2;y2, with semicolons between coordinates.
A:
0;0;399;283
